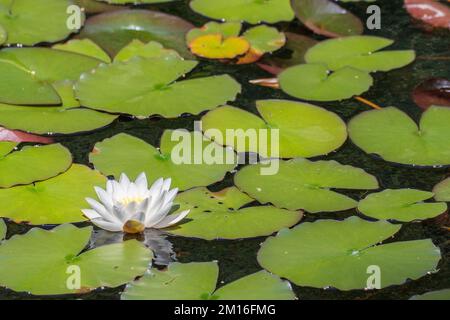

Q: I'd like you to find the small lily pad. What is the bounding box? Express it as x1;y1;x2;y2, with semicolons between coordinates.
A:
433;178;450;202
258;216;441;290
358;189;448;222
122;262;296;300
235;158;379;213
0;143;72;188
291;0;363;37
305;36;416;72
114;40;182;62
53;39;112;63
0;164;107;225
75;56;241;118
0;0;82;45
186;21;242;43
201;100;347;158
348;106;450;166
410;289;450;300
279;63;373;101
167;187;303;240
0;224;152;295
190;0;295;24
0;48;102;105
79;9;194;58
189;34;250;59
0;219;5;240
90;132;236;191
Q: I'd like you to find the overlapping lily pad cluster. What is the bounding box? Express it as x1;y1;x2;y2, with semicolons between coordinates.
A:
0;0;448;300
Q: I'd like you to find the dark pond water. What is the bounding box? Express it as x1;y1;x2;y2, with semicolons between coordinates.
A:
1;0;449;300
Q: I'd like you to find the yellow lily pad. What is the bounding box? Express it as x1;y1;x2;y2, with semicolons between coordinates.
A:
189;34;250;59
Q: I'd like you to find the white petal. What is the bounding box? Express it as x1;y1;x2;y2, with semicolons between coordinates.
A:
90;219;123;232
162;178;172;192
152;210;190;229
82;209;102;220
94;187;113;211
135;172;148;190
148;178;164;198
119;173;131;188
85;198;116;221
106;180;114;194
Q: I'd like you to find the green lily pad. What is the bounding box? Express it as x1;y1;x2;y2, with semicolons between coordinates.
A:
53;39;112;63
79;9;194;58
201;100;347;158
0;48;102;105
410;289;450;300
74;0;122;14
186;22;242;43
90;132;236;191
434;178;450;202
122;262;296;300
0;0;82;46
235;158;379;213
0;24;6;45
358;189;448;222
0;164;107;225
75;56;240;118
0;224;152;295
348;106;450;166
98;0;174;3
0;143;72;188
167;187;302;240
114;40;182;62
190;0;295;24
305;36;416;72
0;219;5;240
0;141;17;157
279;63;373;101
258;216;441;290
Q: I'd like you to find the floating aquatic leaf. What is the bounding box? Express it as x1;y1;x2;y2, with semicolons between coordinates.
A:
189;34;250;59
0;219;5;240
53;39;112;63
98;0;175;3
0;0;82;45
404;0;450;29
358;189;448;222
114;40;182;62
202;100;347;158
0;224;152;295
186;21;242;43
291;0;363;37
0;143;72;189
90;132;236;191
75;56;240;118
434;178;450;202
279;63;373;101
305;36;416;72
122;262;296;300
79;9;194;58
0;164;106;225
259;32;318;74
74;0;122;13
235;158;378;213
258;216;441;290
190;0;295;24
410;289;450;300
167;187;302;240
0;127;53;144
348;106;450;166
0;48;102;105
412;78;450;110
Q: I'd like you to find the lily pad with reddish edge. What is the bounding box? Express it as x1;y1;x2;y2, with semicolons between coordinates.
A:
412;78;450;110
259;32;318;75
0;128;53;144
434;178;450;202
404;0;450;29
78;9;194;59
291;0;363;38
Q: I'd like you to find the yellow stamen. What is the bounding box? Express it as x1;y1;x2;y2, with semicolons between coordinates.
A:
123;220;145;234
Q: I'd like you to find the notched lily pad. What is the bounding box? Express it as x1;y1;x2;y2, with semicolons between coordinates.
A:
291;0;363;37
434;178;450;202
0;164;107;225
122;261;296;300
190;0;295;24
0;224;152;295
53;39;112;63
114;40;182;62
90;131;237;191
201;100;347;158
167;187;303;240
305;36;416;72
235;158;379;213
0;143;72;188
348;106;450;166
75;56;241;118
258;216;441;290
358;189;448;222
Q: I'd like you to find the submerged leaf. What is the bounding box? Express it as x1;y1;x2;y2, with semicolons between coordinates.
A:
358;189;447;222
412;78;450;110
0;128;53;144
0;224;152;295
167;187;303;240
433;178;450;202
348;106;450;166
410;289;450;300
404;0;450;29
258;216;441;290
122;262;296;300
235;158;379;213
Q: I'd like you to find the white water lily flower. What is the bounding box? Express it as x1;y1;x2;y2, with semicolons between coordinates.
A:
82;173;190;234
